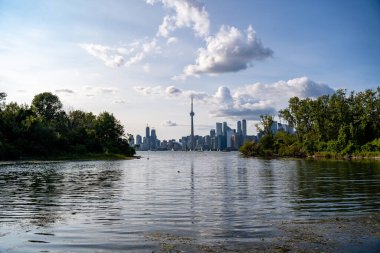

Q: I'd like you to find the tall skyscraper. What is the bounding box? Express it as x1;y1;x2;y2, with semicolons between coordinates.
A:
136;135;142;145
216;123;222;136
190;96;195;150
145;125;150;150
237;121;242;134
223;122;228;136
145;125;150;139
151;128;157;149
242;119;247;138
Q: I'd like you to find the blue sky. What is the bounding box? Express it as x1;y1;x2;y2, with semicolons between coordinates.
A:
1;0;379;140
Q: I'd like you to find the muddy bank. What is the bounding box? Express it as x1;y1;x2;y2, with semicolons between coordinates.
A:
146;214;380;253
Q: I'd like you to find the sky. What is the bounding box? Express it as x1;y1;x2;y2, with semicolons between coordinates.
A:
1;0;379;140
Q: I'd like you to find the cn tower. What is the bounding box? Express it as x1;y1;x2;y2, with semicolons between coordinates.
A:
190;96;195;150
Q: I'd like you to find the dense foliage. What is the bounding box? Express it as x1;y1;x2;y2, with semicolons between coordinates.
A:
0;92;135;160
240;87;380;158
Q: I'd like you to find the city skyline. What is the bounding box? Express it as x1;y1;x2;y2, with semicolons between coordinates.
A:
131;106;293;152
1;0;379;140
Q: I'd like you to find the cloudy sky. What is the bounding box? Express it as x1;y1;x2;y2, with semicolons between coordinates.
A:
1;0;379;140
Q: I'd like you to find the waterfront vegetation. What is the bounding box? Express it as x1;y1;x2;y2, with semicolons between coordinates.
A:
0;92;135;160
240;87;380;158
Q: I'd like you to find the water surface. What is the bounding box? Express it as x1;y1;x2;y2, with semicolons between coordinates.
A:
0;151;379;252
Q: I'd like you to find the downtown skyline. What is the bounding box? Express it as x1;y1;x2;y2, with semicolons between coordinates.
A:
1;0;379;140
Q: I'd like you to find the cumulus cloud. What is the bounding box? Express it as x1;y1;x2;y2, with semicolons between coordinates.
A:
134;77;335;120
235;76;335;103
165;85;182;96
163;120;177;126
80;39;160;68
183;25;273;78
55;89;74;94
151;0;210;38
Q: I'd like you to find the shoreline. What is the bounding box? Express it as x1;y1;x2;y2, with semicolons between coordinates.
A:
145;213;380;253
0;153;139;165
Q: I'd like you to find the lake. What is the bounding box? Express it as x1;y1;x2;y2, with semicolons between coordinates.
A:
1;151;380;252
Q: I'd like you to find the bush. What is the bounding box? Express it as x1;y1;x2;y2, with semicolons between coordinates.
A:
239;141;259;156
361;138;380;152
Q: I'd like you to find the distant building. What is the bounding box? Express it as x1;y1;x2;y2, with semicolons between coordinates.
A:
136;135;142;145
237;121;242;134
242;119;247;141
128;134;135;146
151;128;157;149
216;123;222;136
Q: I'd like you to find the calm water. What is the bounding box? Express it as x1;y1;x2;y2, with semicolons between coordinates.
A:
0;151;380;252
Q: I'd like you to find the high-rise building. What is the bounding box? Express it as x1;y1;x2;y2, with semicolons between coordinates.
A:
216;123;222;136
151;128;157;149
136;135;142;145
145;125;150;139
144;125;150;150
237;121;242;134
242;119;247;138
190;96;195;150
226;129;234;148
128;134;135;146
210;129;215;138
223;122;228;136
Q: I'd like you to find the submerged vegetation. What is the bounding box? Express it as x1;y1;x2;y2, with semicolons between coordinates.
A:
0;92;135;160
240;87;380;158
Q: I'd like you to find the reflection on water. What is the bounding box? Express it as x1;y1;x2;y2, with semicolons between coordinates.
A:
0;152;379;252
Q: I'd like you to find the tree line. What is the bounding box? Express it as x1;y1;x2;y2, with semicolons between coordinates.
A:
0;92;135;160
240;87;380;158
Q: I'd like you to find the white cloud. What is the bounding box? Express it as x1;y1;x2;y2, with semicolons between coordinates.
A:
145;0;158;5
183;25;273;78
55;89;74;94
165;85;182;96
133;85;163;95
153;0;210;38
134;77;335;120
80;39;160;68
235;76;335;103
163;120;177;126
167;37;178;45
82;86;119;95
80;44;125;67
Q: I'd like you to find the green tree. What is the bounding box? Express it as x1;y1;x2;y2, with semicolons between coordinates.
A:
95;112;134;155
32;92;63;122
255;114;274;138
0;92;6;110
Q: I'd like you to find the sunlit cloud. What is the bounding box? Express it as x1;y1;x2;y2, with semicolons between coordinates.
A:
134;77;335;120
183;25;273;78
80;39;160;68
150;0;210;38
